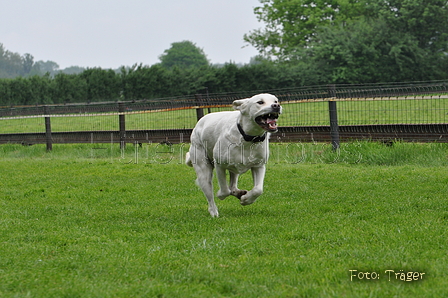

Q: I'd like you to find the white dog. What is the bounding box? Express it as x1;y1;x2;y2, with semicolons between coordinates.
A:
186;93;282;217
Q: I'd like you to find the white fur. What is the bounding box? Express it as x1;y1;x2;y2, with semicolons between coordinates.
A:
186;93;282;217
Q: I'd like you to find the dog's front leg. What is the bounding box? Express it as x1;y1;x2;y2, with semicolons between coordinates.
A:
240;165;265;206
216;165;231;200
229;172;247;199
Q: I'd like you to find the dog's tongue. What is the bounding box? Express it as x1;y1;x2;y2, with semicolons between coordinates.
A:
267;118;277;130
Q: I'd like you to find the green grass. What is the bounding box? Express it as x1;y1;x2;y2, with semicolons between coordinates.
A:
1;97;447;133
0;143;447;297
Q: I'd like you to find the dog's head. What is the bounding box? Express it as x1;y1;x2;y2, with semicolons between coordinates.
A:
233;93;282;133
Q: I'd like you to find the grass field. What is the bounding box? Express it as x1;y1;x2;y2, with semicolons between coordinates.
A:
0;142;447;297
1;97;447;134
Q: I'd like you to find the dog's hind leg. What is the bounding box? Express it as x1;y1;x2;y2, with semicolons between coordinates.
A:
191;156;218;217
185;152;192;167
194;163;219;217
189;144;219;217
216;165;231;200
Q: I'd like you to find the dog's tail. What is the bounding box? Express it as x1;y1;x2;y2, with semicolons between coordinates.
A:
185;152;193;167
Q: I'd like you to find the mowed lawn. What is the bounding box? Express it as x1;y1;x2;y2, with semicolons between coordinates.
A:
0;143;447;297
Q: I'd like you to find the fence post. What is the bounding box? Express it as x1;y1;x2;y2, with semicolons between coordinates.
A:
327;85;340;151
195;94;204;121
44;106;52;151
205;87;211;114
118;102;126;150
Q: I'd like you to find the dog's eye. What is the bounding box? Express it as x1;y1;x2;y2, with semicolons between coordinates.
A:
257;101;264;105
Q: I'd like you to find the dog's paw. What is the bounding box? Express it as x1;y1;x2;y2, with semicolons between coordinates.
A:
240;190;261;206
232;189;248;199
208;207;219;217
240;197;253;206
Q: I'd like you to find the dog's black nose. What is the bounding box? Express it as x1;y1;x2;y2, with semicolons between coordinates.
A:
271;103;281;111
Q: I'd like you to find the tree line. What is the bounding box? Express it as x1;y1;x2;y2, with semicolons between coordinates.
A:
0;43;87;79
1;56;447;106
0;61;315;106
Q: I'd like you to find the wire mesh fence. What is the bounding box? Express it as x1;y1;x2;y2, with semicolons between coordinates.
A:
276;80;448;126
0;80;447;143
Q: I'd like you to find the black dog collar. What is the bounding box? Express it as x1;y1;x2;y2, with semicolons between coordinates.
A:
237;123;266;143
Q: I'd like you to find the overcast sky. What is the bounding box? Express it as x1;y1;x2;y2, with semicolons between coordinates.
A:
1;0;262;69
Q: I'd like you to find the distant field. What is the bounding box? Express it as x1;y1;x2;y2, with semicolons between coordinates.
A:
0;142;447;297
0;97;447;134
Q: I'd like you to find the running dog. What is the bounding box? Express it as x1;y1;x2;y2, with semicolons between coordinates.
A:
186;93;282;217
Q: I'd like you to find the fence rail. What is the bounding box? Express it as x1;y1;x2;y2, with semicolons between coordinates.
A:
1;80;447;148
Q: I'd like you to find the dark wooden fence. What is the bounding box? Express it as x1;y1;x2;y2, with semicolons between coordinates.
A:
1;80;447;149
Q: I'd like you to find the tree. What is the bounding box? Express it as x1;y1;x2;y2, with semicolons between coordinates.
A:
80;68;120;101
244;0;367;59
32;60;60;76
159;41;209;69
375;0;448;53
0;43;23;78
245;0;448;82
21;53;34;76
245;0;448;60
60;66;86;75
52;73;88;103
120;64;172;100
296;18;431;83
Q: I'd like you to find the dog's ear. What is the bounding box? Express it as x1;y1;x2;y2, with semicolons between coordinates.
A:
232;99;248;111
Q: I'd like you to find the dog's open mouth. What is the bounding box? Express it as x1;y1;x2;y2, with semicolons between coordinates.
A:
255;113;280;132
